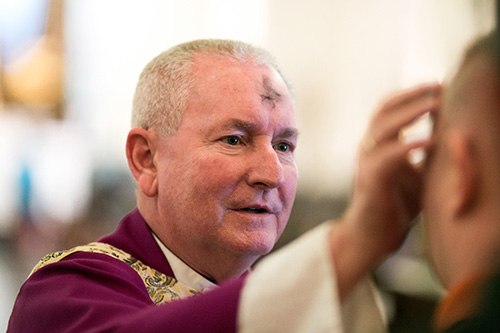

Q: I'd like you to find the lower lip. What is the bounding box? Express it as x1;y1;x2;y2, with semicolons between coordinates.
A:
231;210;275;229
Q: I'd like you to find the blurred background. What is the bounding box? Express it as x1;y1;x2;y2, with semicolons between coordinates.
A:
0;0;496;331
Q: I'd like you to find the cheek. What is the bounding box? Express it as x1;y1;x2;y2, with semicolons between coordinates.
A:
422;157;442;219
283;165;298;203
423;217;439;255
277;167;298;225
422;194;450;285
422;166;444;270
423;188;441;259
187;156;245;203
425;220;449;286
282;180;297;213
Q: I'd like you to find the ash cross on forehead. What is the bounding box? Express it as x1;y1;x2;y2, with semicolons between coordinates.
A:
260;76;282;109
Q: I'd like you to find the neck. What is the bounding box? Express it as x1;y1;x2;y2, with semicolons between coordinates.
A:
165;240;256;283
146;220;255;283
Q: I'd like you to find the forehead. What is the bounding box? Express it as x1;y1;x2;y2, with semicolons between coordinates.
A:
182;53;295;124
191;53;289;94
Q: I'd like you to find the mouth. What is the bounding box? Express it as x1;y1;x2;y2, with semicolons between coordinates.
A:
232;202;278;215
240;207;269;214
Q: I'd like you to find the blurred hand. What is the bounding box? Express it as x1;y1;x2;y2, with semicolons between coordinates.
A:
329;83;441;300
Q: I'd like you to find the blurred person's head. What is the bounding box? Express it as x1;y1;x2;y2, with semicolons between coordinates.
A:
125;39;298;282
422;30;500;288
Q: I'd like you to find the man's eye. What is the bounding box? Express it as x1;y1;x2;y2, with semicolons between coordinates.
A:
223;136;241;146
275;142;293;152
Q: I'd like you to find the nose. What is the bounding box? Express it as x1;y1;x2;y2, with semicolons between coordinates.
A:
247;146;285;189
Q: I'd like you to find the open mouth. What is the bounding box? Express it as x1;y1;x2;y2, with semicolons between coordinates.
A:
240;207;268;214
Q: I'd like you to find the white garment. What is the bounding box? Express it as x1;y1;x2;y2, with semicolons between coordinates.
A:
239;222;387;333
153;233;217;292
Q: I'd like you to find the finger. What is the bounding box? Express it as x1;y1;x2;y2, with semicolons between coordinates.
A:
390;139;432;164
361;138;431;177
370;91;440;143
378;82;441;114
361;113;433;156
370;141;425;216
397;152;425;220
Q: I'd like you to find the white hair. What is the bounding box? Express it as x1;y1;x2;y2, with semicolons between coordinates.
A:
131;39;292;136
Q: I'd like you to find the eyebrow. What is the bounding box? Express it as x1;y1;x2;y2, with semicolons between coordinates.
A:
215;118;299;139
279;127;300;140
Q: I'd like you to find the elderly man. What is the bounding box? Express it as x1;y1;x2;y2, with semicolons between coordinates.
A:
422;30;500;332
8;39;439;332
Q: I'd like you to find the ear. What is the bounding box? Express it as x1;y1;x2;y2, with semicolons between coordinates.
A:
447;130;477;216
126;128;158;197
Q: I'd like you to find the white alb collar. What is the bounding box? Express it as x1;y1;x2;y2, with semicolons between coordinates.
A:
152;233;217;293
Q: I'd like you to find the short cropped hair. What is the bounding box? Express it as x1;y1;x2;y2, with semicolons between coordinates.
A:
462;29;500;74
131;39;292;136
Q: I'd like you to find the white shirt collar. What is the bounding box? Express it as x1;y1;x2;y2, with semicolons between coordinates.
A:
152;233;217;292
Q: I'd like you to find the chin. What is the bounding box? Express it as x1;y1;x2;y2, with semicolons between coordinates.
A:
231;232;277;257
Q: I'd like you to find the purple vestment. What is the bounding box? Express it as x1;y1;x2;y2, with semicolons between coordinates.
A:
8;209;245;332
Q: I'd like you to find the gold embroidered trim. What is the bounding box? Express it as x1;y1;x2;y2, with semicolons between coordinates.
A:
30;242;198;304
